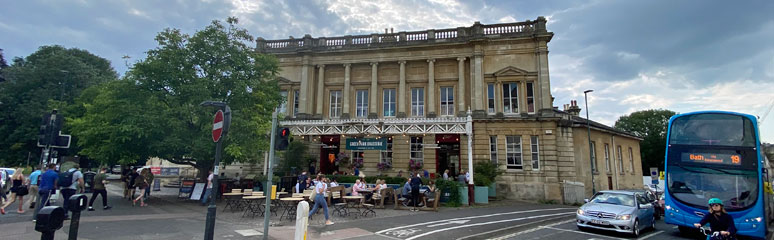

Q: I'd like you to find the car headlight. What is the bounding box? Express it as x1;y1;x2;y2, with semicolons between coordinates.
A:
616;214;631;220
577;209;585;215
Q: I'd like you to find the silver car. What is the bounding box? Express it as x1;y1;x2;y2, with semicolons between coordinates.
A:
576;190;656;237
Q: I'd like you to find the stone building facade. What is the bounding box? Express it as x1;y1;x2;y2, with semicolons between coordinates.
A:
258;17;643;202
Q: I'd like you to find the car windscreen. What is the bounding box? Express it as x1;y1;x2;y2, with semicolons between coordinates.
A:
590;193;635;207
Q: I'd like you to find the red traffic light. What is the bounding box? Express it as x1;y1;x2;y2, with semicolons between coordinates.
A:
279;128;290;137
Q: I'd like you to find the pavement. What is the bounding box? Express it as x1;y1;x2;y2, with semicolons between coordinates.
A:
1;179;700;240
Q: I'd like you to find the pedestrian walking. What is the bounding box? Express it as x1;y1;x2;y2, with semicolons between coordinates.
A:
27;167;42;209
201;170;213;206
0;169;7;205
308;175;334;225
59;164;84;219
1;168;28;214
133;168;149;207
128;168;139;200
142;168;154;201
33;164;59;222
88;168;112;211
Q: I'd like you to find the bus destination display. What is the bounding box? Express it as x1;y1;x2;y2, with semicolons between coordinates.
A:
681;152;741;165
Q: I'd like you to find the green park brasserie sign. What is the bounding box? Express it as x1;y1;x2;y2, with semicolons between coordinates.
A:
346;138;387;150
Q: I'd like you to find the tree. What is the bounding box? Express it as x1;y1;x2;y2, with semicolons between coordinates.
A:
614;109;677;173
0;46;117;166
280;140;307;176
72;17;282;178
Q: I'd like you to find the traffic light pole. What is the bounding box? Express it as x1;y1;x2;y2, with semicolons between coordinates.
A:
262;109;278;240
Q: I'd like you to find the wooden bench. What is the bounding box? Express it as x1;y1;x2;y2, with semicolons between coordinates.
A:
393;189;441;211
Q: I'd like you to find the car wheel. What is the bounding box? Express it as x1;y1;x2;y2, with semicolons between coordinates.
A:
632;219;640;237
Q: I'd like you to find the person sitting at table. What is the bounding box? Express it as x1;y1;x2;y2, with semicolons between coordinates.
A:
372;180;388;199
304;178;313;191
330;178;339;187
401;178;412;206
422;180;436;208
352;179;363;196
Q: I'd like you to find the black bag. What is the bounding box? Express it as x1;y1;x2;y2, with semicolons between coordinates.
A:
58;170;74;188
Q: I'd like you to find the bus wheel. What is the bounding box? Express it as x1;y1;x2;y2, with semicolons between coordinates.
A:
677;226;694;236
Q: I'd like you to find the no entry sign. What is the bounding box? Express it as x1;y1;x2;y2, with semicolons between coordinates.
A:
212;110;224;142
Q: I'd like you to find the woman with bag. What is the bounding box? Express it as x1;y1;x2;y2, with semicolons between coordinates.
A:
308;175;334;225
1;168;28;214
133;169;149;207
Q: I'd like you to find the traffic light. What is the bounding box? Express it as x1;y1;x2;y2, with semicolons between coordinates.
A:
274;127;290;150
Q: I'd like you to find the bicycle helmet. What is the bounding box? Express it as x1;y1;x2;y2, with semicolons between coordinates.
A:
708;198;723;206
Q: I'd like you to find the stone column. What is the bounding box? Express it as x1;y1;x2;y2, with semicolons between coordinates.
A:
473;52;485;117
316;64;325;118
299;57;310;118
369;62;379;119
427;59;436;118
457;57;466;116
398;61;407;118
537;42;551;110
342;63;351;119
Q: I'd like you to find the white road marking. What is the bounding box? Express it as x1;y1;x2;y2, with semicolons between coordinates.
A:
544;226;625;240
404;212;574;240
637;230;664;240
427;219;470;228
375;207;575;235
234;229;262;236
487;219;576;240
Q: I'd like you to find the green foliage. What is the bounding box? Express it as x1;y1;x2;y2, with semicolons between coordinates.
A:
0;45;118;166
71;18;281;175
473;161;504;186
280;140;307;175
436;179;462;207
614;109;678;173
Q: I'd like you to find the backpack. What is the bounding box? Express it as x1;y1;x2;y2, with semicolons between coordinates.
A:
58;170;74;188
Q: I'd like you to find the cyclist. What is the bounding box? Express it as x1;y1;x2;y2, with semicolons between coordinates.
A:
693;198;736;239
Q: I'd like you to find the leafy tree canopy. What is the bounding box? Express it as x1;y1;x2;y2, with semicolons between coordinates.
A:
71;17;282;174
614;109;677;173
0;46;117;166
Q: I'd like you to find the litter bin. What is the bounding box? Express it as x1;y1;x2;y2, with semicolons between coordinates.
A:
83;171;96;193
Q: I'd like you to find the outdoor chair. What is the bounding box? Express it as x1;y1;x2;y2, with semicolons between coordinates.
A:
393;190;411;210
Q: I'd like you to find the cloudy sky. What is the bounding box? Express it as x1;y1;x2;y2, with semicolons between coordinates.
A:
2;0;773;142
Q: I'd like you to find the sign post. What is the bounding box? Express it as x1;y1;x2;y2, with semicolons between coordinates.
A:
263;109;279;240
650;167;659;185
200;102;231;240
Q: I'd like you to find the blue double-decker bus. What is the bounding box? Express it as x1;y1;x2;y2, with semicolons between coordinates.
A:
664;111;773;239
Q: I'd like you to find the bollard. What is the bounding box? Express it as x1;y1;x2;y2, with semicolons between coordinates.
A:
67;194;89;240
294;201;310;240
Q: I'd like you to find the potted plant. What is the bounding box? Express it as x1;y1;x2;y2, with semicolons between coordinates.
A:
377;161;392;175
473;161;503;204
408;159;423;171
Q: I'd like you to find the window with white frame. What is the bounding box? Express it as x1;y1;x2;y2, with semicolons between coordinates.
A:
329;90;342;118
279;90;288;114
604;143;611;172
506;136;522;169
530;136;539;170
380;137;393;164
526;82;535;113
293;90;299;116
410;137;423;164
411;88;424;116
489;136;498;164
440;87;454;116
502;83;518;114
356;90;368;118
591;141;597;172
617;145;624;172
352;151;364;167
487;83;496;114
628;147;635;173
383;89;396;117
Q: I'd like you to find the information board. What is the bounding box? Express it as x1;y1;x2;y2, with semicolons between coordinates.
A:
161;167;180;176
178;179;195;199
153;179;161;191
190;183;206;201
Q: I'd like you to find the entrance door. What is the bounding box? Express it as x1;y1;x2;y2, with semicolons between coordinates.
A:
436;134;460;177
319;135;340;174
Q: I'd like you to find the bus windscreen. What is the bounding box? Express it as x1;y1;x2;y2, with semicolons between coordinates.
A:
669;113;756;147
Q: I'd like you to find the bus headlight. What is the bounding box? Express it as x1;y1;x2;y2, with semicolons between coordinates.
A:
756;217;762;222
665;205;671;210
616;214;631;220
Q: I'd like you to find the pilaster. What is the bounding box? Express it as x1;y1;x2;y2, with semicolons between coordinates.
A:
369;62;379;119
457;57;466;116
398;61;407;118
342;63;351;119
316;65;325;117
427;59;436;118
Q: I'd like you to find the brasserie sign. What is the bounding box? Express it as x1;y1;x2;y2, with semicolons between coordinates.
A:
345;138;387;150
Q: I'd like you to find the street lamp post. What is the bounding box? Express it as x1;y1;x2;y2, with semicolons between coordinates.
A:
584;90;595;195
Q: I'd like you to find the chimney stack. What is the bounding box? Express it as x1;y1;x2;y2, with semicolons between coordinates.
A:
566;100;581;116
